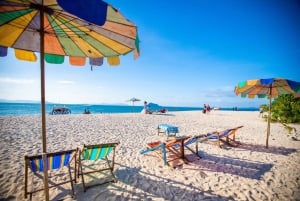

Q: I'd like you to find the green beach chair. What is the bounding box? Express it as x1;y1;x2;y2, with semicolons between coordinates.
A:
77;142;119;192
24;149;77;200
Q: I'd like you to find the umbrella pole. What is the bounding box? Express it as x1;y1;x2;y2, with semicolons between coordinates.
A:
266;90;272;149
41;12;46;154
40;3;49;201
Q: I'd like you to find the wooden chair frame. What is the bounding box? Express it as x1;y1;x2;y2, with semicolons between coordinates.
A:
140;136;191;167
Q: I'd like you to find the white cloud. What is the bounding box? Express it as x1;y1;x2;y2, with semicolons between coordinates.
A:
0;77;35;84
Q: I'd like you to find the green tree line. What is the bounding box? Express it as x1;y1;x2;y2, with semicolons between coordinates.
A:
261;94;300;123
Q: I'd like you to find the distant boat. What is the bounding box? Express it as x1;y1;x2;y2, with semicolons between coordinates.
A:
50;106;71;115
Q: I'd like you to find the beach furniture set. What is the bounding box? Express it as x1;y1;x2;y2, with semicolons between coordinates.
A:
24;142;119;200
24;125;244;199
141;124;244;168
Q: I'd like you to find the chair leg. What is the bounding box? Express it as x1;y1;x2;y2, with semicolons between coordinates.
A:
105;157;117;182
79;160;87;192
68;165;75;197
74;154;77;183
24;160;28;199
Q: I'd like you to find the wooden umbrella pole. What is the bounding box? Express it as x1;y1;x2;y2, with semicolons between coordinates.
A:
266;97;271;148
39;2;46;154
40;2;49;200
266;86;272;149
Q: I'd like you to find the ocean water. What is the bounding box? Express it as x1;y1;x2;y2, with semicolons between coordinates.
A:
0;102;259;116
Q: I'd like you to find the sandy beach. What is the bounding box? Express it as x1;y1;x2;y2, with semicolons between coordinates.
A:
0;111;299;201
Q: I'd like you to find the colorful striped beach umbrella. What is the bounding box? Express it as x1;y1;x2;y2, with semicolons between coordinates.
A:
0;2;139;199
0;0;140;153
234;78;300;148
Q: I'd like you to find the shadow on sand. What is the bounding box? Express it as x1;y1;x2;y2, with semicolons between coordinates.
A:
75;164;233;201
236;142;298;155
184;153;273;180
114;165;232;201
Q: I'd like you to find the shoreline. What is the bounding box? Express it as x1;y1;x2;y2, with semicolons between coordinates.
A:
0;109;260;117
0;102;260;116
0;111;299;200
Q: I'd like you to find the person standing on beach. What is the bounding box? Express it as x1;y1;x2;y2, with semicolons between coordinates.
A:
143;101;152;114
203;104;207;114
207;104;211;114
259;107;264;117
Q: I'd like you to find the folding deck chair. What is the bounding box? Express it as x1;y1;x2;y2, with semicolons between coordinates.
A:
172;134;206;158
199;126;244;148
77;142;119;192
140;136;191;168
24;149;77;200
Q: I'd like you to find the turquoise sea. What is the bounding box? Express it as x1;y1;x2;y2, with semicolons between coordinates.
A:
0;102;259;116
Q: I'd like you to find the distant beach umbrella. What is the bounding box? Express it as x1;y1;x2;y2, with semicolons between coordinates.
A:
127;97;141;105
234;78;300;148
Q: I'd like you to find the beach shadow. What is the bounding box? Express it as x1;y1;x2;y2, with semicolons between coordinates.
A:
0;196;16;201
236;142;298;155
185;153;273;180
112;165;232;201
28;171;75;201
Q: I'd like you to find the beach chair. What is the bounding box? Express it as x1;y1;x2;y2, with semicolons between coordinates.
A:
199;126;244;148
140;136;191;168
24;149;77;200
172;134;207;158
77;142;119;192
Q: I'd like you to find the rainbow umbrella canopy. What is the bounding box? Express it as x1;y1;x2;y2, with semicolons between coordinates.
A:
0;0;140;153
234;78;300;148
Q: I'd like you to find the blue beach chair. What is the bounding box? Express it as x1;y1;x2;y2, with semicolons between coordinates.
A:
172;135;206;158
24;149;77;200
200;126;244;148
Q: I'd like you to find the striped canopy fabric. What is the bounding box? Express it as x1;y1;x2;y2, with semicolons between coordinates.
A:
235;78;300;98
0;0;140;66
28;151;73;172
82;146;113;160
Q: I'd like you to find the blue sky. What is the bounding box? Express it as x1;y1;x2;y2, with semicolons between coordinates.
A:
0;0;299;107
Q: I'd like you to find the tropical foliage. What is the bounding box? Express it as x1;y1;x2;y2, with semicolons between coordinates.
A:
268;94;300;123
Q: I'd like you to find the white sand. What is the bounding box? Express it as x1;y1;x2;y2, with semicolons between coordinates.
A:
0;111;299;201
